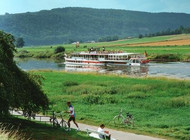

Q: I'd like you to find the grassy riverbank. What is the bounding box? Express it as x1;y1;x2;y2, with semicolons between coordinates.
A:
33;71;190;140
0;117;93;140
16;34;190;62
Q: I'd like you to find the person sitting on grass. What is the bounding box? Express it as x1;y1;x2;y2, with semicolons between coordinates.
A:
65;101;80;131
97;124;111;140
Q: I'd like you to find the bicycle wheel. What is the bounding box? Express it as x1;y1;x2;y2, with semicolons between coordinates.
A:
114;115;124;125
54;119;60;127
61;120;69;131
131;118;134;127
125;117;134;127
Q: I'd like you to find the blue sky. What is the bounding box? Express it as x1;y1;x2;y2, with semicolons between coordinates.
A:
0;0;190;15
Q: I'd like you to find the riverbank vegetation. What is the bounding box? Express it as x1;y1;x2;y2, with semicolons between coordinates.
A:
33;71;190;140
16;34;190;62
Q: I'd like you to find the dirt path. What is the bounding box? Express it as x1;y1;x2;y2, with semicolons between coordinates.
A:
11;110;164;140
72;122;164;140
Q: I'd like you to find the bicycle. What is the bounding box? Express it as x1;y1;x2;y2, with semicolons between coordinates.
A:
50;111;69;131
23;110;36;120
113;109;134;126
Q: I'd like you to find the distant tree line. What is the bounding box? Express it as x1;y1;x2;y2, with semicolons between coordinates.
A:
98;35;119;42
140;26;190;38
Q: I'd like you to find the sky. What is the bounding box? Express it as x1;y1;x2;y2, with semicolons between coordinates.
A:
0;0;190;15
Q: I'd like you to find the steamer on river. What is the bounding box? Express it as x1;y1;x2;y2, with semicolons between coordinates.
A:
65;50;149;66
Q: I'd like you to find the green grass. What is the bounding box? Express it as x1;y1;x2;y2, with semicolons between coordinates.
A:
31;71;190;140
15;34;190;61
18;35;175;52
0;117;95;140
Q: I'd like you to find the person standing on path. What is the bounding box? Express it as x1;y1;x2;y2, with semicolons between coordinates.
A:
65;101;80;131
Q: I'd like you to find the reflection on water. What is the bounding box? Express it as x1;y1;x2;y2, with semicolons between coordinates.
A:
65;65;149;77
15;58;190;79
15;58;64;70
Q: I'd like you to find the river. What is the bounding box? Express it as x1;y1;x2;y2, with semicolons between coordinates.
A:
15;58;190;79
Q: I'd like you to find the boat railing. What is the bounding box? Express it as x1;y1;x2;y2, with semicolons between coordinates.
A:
88;50;124;54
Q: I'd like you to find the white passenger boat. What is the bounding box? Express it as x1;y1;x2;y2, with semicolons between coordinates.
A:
65;51;149;66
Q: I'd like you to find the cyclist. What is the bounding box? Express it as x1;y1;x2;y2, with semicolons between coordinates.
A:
65;102;80;131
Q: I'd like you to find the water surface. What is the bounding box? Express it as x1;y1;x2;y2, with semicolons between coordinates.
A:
15;58;190;79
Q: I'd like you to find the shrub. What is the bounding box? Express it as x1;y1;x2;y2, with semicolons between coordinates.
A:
17;50;33;58
131;84;152;92
63;81;79;86
52;53;65;59
104;95;118;104
33;51;52;58
54;46;65;54
126;92;150;99
105;87;118;94
83;94;101;104
168;98;186;108
83;94;118;104
84;87;118;95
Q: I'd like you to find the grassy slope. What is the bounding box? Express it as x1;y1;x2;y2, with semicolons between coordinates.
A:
0;117;94;140
16;34;190;61
17;34;190;53
33;71;190;140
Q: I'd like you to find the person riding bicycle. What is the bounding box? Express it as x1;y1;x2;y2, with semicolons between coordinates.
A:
65;102;80;131
97;124;111;140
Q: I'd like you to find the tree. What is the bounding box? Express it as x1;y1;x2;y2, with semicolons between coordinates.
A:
16;37;25;48
54;46;65;54
138;34;143;39
0;31;48;116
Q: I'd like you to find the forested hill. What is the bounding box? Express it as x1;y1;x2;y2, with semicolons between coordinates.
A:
0;7;190;46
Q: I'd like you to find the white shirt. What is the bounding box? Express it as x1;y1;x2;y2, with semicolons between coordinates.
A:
97;127;104;133
69;105;75;116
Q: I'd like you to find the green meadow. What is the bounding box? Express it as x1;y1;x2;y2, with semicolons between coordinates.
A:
16;34;190;62
32;71;190;140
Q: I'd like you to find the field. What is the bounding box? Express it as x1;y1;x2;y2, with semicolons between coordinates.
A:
16;34;190;62
129;39;190;47
32;71;190;140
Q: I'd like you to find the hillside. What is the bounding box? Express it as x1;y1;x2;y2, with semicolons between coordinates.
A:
1;7;190;45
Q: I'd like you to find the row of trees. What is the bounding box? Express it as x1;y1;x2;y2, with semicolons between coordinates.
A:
139;26;190;38
0;31;48;116
98;35;119;42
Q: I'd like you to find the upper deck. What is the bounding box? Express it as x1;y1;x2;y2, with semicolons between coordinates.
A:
70;51;138;56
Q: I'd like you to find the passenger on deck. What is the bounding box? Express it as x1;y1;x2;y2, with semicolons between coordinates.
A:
103;46;105;51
